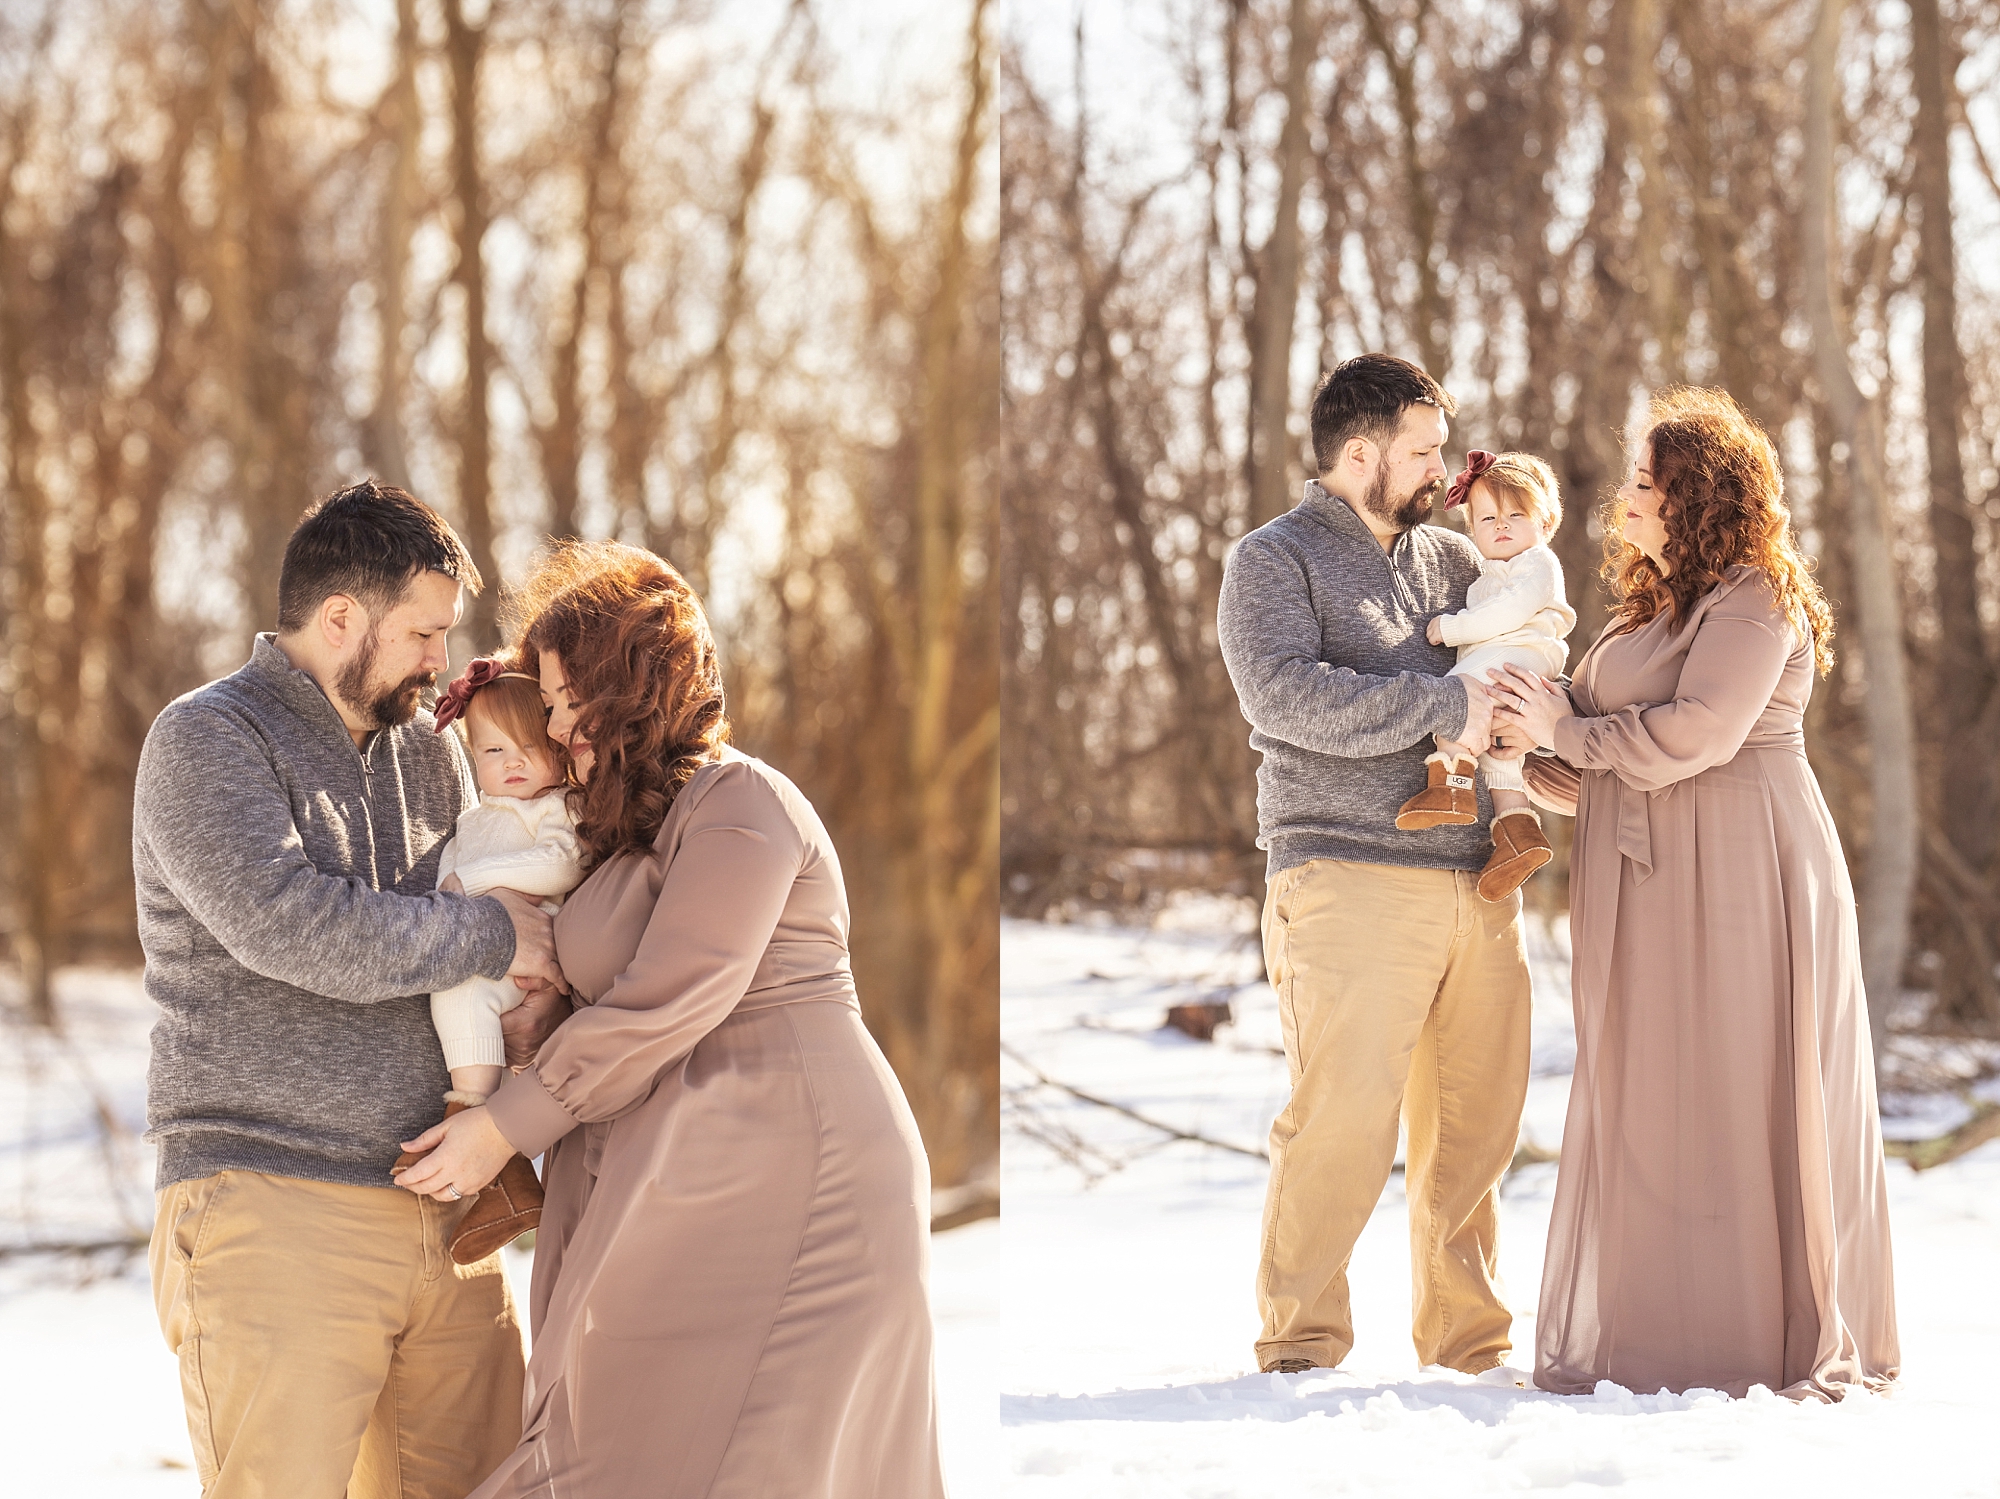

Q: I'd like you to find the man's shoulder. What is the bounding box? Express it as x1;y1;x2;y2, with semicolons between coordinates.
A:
141;670;270;759
1230;505;1357;574
1233;510;1309;558
134;678;290;825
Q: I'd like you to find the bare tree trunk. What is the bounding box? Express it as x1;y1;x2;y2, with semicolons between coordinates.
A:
0;98;57;1027
1803;0;1917;1061
209;0;293;632
902;0;996;1184
593;11;645;536
602;249;647;533
1357;0;1444;376
367;0;420;492
535;4;631;542
1245;0;1317;529
445;0;498;650
662;91;776;592
1550;0;1662;649
1910;0;1997;1026
1802;397;1864;842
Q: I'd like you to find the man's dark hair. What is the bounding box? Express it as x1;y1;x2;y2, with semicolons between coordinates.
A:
275;479;482;632
1309;353;1457;474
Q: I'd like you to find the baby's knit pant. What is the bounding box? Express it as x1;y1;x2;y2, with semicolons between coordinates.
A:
429;975;522;1072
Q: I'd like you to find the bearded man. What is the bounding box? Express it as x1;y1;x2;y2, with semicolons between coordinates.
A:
134;480;570;1498
1217;353;1533;1378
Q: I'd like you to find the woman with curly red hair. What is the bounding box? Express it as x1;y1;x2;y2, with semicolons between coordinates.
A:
391;541;945;1495
1490;387;1898;1401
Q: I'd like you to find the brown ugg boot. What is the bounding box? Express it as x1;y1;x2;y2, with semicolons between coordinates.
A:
1478;809;1552;902
392;1093;544;1264
448;1150;544;1266
1395;753;1479;830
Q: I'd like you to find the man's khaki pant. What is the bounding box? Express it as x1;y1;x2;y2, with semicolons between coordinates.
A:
1256;859;1532;1373
150;1170;526;1499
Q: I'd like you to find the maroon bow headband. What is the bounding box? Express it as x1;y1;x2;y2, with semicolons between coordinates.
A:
433;657;538;734
1446;449;1498;510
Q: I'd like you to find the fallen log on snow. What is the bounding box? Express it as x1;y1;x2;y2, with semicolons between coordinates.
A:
1884;1097;2000;1172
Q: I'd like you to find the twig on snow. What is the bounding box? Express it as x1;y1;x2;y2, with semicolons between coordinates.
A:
1002;1044;1270;1161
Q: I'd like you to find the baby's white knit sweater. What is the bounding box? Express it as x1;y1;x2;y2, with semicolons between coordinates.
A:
1436;543;1577;666
437;790;583;902
429;791;583;1074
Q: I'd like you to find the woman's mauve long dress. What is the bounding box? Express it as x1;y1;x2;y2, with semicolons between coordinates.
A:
475;749;946;1497
1522;565;1898;1400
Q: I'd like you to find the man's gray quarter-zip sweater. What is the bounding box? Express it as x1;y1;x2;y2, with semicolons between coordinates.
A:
133;633;518;1190
1218;480;1496;878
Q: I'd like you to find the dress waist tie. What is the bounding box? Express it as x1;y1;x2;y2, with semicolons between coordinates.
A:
1610;724;1805;887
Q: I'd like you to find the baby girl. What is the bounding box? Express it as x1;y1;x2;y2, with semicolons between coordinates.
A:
392;656;583;1262
1395;449;1576;903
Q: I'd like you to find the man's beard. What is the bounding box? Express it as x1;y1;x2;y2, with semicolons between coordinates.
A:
1362;466;1443;532
332;629;434;731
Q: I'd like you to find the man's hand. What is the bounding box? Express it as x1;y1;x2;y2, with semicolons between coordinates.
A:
500;980;572;1069
1426;617;1445;646
487;888;570;995
1457;676;1497;758
1486;724;1531;760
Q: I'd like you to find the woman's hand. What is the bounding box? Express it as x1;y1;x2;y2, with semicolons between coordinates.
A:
391;1105;516;1201
1487;663;1574;750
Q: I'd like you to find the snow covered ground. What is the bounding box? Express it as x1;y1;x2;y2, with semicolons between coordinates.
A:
0;967;999;1498
1002;904;2000;1498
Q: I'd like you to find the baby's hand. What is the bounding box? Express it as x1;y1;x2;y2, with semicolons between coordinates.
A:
1426;617;1445;646
441;873;465;894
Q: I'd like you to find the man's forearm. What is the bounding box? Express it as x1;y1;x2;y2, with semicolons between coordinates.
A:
1218;539;1468;758
136;708;518;1001
225;881;517;1001
1234;657;1468;758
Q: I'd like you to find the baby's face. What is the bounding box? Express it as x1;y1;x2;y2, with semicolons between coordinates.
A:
1467;481;1546;562
467;706;560;799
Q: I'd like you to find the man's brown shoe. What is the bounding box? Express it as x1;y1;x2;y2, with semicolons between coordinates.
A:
1395;753;1478;829
447;1151;544;1266
1266;1357;1318;1374
1478;809;1552;902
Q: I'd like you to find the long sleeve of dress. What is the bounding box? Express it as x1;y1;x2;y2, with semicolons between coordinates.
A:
1437;548;1569;648
1521;752;1582;816
485;764;805;1157
1550;576;1795;794
1217;534;1469;757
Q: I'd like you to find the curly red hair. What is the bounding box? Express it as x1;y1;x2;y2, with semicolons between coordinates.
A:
1602;386;1835;675
514;541;731;867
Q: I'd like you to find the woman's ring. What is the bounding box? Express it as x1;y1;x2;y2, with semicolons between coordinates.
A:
445;1186;463;1201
